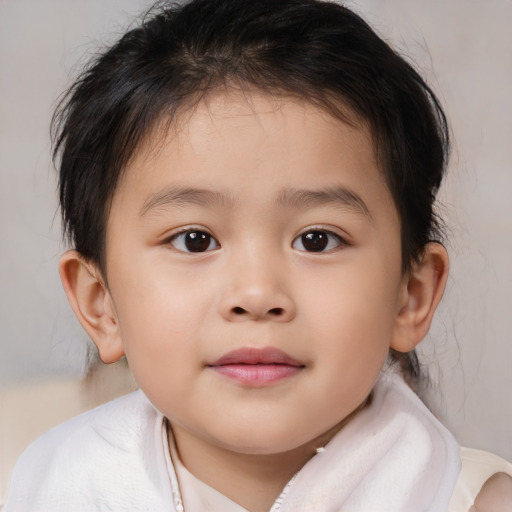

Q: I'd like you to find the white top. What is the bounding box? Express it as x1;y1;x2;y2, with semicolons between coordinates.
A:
169;441;512;512
167;425;248;512
3;371;500;512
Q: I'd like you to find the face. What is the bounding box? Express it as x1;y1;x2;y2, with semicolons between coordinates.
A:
104;91;408;455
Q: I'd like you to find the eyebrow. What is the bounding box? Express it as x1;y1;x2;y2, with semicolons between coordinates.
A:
277;187;372;220
140;187;235;216
140;185;371;220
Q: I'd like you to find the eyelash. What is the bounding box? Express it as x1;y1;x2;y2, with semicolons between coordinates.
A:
166;228;220;253
292;228;347;253
165;227;348;254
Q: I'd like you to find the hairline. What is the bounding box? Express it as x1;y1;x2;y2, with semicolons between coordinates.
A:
99;84;391;276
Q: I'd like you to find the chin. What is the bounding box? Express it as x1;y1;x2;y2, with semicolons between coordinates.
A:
211;423;322;456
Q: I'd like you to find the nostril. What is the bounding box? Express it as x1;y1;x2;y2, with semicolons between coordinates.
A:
231;306;284;316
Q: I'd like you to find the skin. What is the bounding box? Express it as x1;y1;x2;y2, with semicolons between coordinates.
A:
60;90;449;511
471;472;512;512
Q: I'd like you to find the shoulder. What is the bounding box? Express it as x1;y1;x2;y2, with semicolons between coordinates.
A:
448;447;512;512
13;389;154;464
4;390;168;511
472;472;512;512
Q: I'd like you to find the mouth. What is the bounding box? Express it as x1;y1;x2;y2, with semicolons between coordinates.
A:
207;346;305;386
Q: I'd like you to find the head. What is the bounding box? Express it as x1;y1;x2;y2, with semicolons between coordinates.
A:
56;0;449;456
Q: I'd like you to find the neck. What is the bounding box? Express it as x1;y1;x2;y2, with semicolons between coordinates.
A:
168;398;370;512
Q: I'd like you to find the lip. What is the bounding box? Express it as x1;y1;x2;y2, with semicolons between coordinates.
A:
208;347;304;386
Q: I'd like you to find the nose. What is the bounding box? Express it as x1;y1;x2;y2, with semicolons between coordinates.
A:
218;260;296;323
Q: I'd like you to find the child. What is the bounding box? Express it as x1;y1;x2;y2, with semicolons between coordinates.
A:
3;0;512;510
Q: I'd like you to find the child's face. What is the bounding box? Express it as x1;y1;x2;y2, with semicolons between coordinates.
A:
104;90;408;455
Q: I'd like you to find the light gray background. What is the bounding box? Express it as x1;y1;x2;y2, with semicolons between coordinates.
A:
1;0;511;460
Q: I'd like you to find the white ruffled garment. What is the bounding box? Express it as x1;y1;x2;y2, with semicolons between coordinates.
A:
4;371;461;511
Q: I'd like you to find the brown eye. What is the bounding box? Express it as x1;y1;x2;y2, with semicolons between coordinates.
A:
170;230;220;253
292;230;343;252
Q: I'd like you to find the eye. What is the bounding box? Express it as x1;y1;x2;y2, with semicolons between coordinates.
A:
292;230;344;253
169;230;220;253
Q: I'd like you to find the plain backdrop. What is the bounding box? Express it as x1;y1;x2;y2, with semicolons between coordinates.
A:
1;0;511;464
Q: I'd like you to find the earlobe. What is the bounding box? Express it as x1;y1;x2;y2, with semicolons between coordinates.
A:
390;243;449;353
59;250;125;364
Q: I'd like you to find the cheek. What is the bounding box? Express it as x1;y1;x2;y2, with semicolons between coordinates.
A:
108;261;211;383
112;250;212;329
299;258;401;334
298;259;400;374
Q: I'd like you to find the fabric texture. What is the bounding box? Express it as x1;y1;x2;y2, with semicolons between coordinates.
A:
4;390;174;512
273;371;461;511
167;423;249;512
4;371;462;512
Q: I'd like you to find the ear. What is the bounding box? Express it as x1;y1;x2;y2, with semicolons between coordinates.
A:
390;242;449;353
59;250;125;364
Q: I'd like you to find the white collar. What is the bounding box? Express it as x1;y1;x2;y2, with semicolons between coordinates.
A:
162;371;460;512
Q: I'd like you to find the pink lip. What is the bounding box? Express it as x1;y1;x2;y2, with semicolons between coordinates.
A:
208;347;304;386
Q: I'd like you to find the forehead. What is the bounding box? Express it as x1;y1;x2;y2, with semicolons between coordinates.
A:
112;90;395;220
